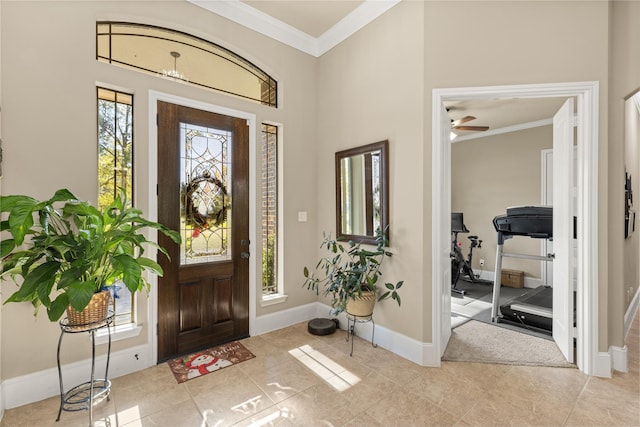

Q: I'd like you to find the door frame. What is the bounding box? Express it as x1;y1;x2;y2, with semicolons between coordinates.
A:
147;91;257;364
432;81;601;375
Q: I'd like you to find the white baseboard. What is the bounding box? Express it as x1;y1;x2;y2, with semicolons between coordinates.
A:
253;301;440;367
251;302;319;336
593;345;628;377
317;303;440;367
593;351;613;378
3;344;151;410
611;345;628;372
608;288;640;374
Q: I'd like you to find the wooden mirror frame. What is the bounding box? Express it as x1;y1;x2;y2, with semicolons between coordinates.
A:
335;140;389;244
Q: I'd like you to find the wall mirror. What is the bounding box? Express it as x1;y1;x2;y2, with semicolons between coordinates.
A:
335;140;389;244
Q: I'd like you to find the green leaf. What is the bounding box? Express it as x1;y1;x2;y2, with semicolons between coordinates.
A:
0;239;16;258
396;280;404;289
385;282;395;290
393;292;401;306
8;201;37;245
111;253;142;293
14;261;60;301
303;266;309;277
48;294;69;321
67;280;97;312
47;189;78;204
137;257;164;276
36;274;56;307
0;195;37;213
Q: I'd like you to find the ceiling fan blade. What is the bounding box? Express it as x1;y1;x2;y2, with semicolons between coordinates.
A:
450;116;476;128
454;125;490;131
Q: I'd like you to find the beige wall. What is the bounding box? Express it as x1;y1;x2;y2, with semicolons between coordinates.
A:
610;0;640;347
452;126;553;280
423;1;610;346
623;96;640;314
316;1;426;340
0;0;319;378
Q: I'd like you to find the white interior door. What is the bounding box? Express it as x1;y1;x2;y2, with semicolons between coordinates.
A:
552;98;575;363
542;150;554;285
542;148;577;287
439;103;452;353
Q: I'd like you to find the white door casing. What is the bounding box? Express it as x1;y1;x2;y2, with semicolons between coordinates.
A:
435;103;452;356
552;98;575;363
432;81;600;375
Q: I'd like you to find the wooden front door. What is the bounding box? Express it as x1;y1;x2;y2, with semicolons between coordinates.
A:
157;101;250;362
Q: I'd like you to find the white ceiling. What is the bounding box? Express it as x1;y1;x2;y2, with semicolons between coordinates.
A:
445;97;570;142
188;0;399;57
242;0;364;38
188;0;570;137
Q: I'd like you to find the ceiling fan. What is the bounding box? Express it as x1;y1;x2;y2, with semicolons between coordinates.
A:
451;115;489;132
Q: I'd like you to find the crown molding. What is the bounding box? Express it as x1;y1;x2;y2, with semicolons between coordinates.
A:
187;0;401;57
317;0;400;56
633;92;640;114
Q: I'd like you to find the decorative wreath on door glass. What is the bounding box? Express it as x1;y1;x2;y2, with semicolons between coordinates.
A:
182;171;229;230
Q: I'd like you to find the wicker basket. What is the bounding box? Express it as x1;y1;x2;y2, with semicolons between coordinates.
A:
66;289;112;326
346;291;376;318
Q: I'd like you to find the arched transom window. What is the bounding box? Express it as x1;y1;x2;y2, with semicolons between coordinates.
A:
96;22;277;107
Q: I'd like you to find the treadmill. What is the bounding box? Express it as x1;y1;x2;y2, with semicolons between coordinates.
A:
491;206;554;334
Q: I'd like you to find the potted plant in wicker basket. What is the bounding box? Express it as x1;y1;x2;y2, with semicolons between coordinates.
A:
0;188;181;325
303;228;403;317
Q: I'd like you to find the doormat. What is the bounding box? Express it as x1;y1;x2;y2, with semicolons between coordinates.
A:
167;341;255;383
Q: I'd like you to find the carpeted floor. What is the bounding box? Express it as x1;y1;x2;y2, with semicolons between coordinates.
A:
443;319;575;368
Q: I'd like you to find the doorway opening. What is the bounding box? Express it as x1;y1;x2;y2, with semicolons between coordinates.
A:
449;97;573;341
432;81;599;375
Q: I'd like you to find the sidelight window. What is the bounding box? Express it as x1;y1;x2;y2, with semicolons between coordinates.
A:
261;124;280;298
97;87;134;326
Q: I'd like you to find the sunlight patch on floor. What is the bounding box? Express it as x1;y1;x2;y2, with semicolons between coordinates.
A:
288;344;360;391
116;405;142;425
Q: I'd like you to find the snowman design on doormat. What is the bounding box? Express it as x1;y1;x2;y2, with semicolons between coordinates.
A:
185;353;232;379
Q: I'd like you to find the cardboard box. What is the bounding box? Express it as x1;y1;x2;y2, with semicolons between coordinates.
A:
501;269;524;288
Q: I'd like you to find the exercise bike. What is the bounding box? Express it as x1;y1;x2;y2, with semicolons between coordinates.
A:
451;212;493;295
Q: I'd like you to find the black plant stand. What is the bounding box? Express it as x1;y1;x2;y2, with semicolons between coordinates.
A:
56;314;113;425
345;313;377;357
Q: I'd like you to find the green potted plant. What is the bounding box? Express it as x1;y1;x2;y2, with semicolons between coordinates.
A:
0;188;181;324
303;228;403;317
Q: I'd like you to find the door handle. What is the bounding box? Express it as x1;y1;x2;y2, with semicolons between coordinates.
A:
240;251;250;259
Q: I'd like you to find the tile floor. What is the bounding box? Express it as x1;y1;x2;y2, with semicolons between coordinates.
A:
2;312;638;427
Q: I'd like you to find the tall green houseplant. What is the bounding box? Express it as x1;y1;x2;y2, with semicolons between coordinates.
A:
0;188;181;321
303;228;403;315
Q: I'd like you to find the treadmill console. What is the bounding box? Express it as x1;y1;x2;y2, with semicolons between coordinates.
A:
493;206;553;240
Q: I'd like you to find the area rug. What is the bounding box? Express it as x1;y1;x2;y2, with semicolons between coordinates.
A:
443;320;575;368
168;341;255;383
